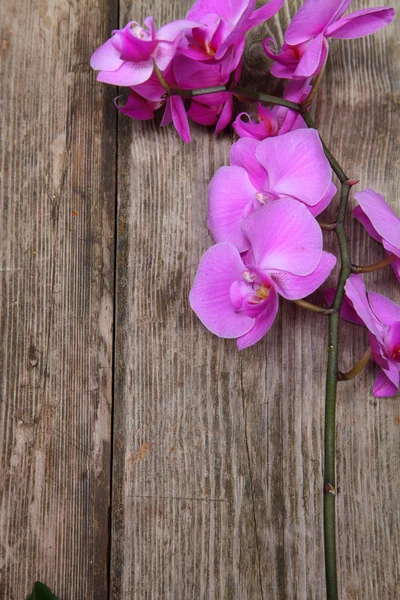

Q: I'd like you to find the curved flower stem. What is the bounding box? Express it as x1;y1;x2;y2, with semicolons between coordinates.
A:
300;60;327;111
293;299;335;315
338;347;372;381
352;253;396;273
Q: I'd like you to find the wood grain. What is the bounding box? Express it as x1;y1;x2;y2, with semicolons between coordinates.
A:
0;0;116;598
111;1;400;599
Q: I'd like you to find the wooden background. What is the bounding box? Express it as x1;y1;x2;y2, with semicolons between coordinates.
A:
1;0;399;598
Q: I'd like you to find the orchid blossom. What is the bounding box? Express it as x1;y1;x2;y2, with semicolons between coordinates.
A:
353;188;400;282
334;275;400;397
208;128;336;252
190;199;336;349
263;0;394;79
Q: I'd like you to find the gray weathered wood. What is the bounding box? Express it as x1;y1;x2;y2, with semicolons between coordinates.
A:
111;1;400;599
0;1;116;598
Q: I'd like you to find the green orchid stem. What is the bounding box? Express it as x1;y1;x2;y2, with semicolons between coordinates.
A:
305;114;354;600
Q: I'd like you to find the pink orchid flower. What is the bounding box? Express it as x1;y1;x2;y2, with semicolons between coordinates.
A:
90;17;199;87
208;128;336;252
353;188;400;283
184;0;284;73
263;0;394;79
330;275;400;397
232;80;311;141
190;199;336;349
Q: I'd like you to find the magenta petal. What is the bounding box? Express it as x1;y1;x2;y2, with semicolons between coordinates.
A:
97;59;153;86
325;7;395;39
230;138;268;189
285;0;344;45
91;38;123;71
187;0;251;24
237;287;279;349
187;101;219;125
208;166;257;252
255;129;332;207
241;198;323;276
373;370;399;398
324;288;365;325
354;188;400;255
294;33;328;79
170;96;190;143
215;94;233;134
189;244;255;338
269;251;336;300
157;19;201;41
160;97;172;126
392;258;400;283
250;0;284;27
115;92;155;120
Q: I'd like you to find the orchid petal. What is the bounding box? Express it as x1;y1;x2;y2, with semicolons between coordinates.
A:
354;188;400;254
293;33;328;79
187;101;219;125
285;0;345;45
90;37;123;71
368;292;400;327
189;244;255;338
241;199;323;276
325;7;395;39
372;370;399;397
269;251;336;300
230;138;269;189
115;92;156;120
344;275;383;338
208;166;258;252
97;59;153;86
215;94;233;133
308;182;337;216
170;96;190;143
237;287;279;349
324;287;365;325
250;0;284;27
255;129;332;207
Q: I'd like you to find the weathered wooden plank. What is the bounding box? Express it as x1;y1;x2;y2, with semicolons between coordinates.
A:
112;1;399;599
0;1;116;598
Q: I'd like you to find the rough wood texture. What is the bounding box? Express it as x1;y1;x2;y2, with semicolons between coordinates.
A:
1;0;399;599
112;1;400;599
0;1;116;598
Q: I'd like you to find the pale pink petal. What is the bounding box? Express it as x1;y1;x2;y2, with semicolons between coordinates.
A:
269;251;336;300
285;0;344;45
373;370;399;397
250;0;284;27
170;96;190;143
308;182;337;216
91;38;123;71
189;244;255;338
230;138;269;189
97;59;153;86
208;166;258;252
367;292;400;327
354;188;400;254
215;94;233;133
255;128;332;207
325;7;395;39
325;287;365;325
241;199;323;275
237;287;279;349
344;275;383;338
294;33;328;79
353;205;382;243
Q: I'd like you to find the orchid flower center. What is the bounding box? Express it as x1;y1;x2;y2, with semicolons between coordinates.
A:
255;192;277;205
229;272;273;318
131;22;150;40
